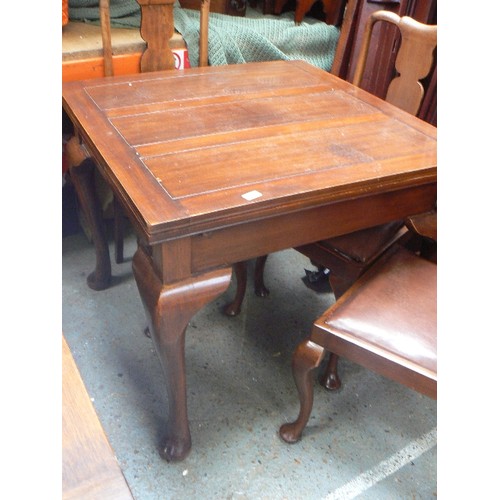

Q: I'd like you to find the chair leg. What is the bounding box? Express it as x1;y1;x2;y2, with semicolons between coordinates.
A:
319;352;341;390
113;196;125;264
224;257;269;316
253;255;269;297
224;261;248;316
279;340;325;443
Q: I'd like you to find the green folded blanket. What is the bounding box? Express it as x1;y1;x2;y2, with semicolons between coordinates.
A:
175;4;339;70
68;0;340;71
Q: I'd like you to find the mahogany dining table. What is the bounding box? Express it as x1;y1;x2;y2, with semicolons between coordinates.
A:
62;59;437;462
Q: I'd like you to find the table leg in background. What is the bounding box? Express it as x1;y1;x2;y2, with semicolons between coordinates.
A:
69;158;112;291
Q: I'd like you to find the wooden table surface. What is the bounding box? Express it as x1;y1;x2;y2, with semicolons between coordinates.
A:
62;336;133;499
62;59;437;462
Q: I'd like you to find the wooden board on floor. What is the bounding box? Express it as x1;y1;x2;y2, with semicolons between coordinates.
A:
62;335;134;499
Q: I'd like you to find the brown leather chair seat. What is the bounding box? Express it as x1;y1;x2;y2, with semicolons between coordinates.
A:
314;244;437;397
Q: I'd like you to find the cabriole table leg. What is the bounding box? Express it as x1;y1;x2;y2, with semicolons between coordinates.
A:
132;246;232;461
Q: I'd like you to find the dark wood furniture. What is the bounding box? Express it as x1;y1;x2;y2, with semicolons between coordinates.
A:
279;211;437;443
62;336;134;499
63;59;436;462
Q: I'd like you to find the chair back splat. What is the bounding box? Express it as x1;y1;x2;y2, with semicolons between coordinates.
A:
352;10;437;115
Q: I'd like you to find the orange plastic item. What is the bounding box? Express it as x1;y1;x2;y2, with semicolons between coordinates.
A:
63;0;69;26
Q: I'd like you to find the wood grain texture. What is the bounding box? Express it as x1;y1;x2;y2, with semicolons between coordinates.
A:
63;60;436;246
62;336;133;499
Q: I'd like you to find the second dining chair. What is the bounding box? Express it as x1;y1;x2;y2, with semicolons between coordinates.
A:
279;210;437;443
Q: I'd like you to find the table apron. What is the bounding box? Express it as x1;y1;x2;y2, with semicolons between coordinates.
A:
187;183;436;275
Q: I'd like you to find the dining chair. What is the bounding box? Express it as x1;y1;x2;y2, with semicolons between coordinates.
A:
65;0;210;290
224;10;437;332
279;210;437;443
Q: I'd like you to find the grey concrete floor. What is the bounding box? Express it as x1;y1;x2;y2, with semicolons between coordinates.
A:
62;224;437;500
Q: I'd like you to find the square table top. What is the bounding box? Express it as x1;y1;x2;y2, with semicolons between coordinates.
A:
63;60;437;245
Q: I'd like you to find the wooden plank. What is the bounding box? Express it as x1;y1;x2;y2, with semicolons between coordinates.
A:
62;336;134;500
